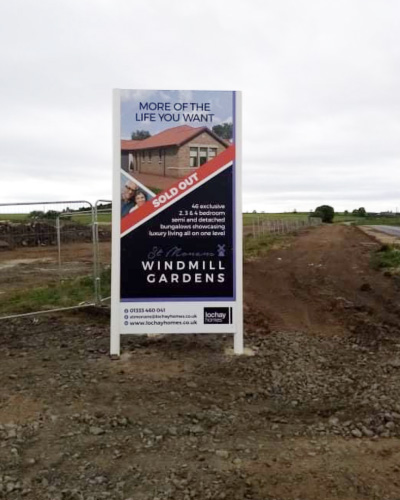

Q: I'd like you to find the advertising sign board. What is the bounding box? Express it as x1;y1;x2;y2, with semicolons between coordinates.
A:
111;90;242;355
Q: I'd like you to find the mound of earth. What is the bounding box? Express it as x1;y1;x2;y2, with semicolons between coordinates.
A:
245;224;400;343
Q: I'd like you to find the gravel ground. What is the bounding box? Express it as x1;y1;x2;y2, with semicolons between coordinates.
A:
1;312;400;500
1;225;400;500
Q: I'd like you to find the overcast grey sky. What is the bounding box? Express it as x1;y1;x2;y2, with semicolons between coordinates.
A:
0;0;399;212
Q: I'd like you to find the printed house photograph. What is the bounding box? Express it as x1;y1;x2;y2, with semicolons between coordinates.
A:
121;124;230;191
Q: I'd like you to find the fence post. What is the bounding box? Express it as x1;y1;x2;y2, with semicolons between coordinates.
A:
56;216;62;279
94;200;112;303
91;206;100;305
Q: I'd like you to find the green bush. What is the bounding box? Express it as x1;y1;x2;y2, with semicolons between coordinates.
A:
313;205;334;223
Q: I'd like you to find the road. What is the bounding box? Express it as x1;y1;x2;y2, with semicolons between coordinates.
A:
369;225;400;237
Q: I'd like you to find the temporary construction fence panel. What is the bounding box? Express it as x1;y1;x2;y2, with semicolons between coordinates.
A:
0;200;98;319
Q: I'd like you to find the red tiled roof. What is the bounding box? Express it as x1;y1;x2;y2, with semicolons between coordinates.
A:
121;125;228;151
121;139;141;150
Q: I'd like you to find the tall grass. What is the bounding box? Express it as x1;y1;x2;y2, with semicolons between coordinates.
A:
0;269;111;315
244;233;282;258
371;245;400;271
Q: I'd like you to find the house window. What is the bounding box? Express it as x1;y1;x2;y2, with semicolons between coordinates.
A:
199;147;207;166
159;149;163;164
190;147;198;167
189;146;219;168
208;148;217;159
142;150;145;160
148;150;152;162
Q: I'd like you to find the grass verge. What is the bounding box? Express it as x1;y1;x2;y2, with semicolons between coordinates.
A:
371;245;400;271
0;268;111;315
244;233;282;259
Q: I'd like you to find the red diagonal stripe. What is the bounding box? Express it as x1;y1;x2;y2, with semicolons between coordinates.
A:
121;144;235;234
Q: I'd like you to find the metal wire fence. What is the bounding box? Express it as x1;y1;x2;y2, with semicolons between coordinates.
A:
248;216;322;238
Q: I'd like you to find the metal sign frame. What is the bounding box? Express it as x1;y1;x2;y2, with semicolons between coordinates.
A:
111;89;243;356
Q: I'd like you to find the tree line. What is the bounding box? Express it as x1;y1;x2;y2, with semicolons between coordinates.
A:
131;122;233;141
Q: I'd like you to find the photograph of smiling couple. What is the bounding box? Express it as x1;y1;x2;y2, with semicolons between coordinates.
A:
120;174;154;217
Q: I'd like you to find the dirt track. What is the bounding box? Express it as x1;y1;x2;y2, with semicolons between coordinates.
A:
245;224;400;339
2;225;400;500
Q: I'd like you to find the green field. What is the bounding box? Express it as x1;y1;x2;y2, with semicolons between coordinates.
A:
244;212;400;226
333;214;359;223
352;216;400;226
0;213;30;221
332;215;400;226
70;213;111;224
0;212;111;224
2;212;313;226
2;211;399;227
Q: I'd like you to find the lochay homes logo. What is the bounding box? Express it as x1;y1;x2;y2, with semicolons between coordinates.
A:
203;307;232;324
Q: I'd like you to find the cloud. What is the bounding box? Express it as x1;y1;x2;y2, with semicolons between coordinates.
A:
0;0;399;213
